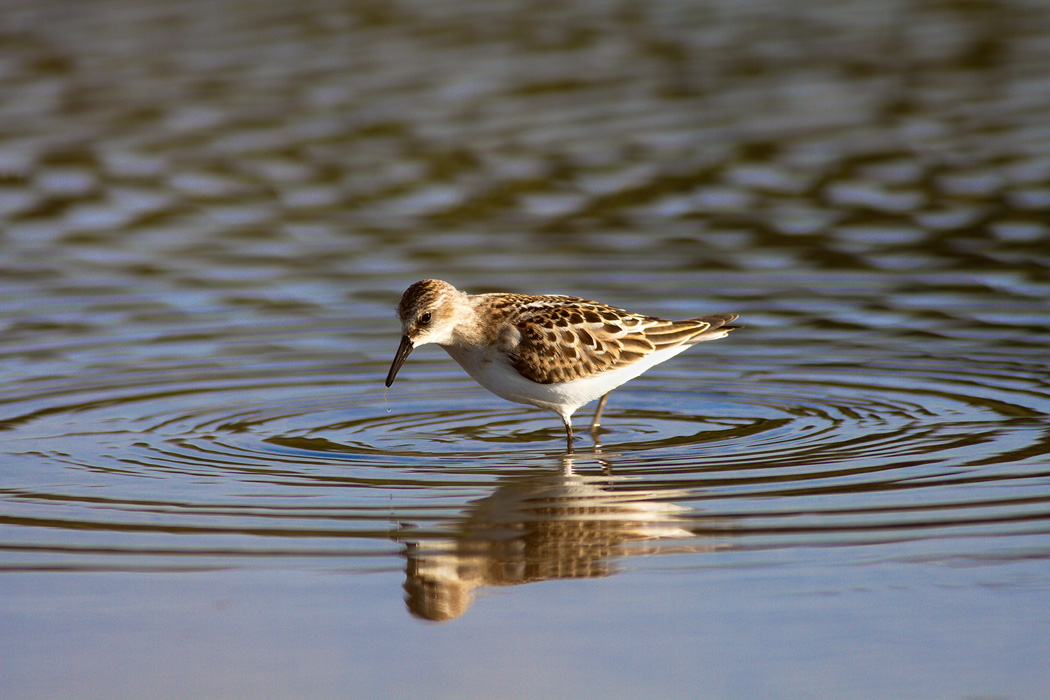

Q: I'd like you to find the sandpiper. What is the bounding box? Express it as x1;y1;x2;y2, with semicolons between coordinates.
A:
385;279;737;451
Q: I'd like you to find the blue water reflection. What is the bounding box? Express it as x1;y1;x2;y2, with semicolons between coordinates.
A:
2;0;1050;697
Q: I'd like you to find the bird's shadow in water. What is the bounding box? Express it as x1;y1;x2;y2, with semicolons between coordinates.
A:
393;453;731;622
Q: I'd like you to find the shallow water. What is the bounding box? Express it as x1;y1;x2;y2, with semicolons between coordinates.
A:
3;0;1050;698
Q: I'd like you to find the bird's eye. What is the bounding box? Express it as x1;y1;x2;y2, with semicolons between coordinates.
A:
419;312;432;325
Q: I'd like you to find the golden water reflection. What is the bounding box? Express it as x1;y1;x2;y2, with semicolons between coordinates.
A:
398;457;725;621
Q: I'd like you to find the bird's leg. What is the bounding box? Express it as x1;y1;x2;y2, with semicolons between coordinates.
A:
589;392;611;432
562;417;575;453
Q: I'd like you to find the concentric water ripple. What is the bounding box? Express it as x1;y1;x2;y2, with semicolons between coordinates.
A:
4;343;1049;579
3;0;1050;694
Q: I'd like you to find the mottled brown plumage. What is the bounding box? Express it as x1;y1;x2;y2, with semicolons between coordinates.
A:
385;279;738;451
476;294;734;384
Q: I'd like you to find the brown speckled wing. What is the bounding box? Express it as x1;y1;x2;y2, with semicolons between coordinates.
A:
503;295;735;385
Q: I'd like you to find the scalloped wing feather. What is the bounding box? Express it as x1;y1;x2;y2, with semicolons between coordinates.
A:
501;295;736;385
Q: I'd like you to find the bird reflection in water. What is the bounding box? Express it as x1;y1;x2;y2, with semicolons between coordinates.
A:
397;456;725;621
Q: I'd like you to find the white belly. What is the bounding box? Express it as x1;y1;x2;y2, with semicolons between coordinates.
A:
443;342;694;421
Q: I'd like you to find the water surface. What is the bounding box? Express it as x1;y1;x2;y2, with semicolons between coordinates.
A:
2;0;1050;698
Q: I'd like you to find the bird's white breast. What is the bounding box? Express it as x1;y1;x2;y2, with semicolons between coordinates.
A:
443;341;694;421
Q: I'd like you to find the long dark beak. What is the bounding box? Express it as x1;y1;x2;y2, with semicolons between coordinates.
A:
385;335;414;387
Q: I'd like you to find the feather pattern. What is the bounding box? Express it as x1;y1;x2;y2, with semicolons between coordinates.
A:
472;294;736;384
386;279;738;451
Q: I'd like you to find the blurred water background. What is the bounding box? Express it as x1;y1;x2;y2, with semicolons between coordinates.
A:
2;0;1050;698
